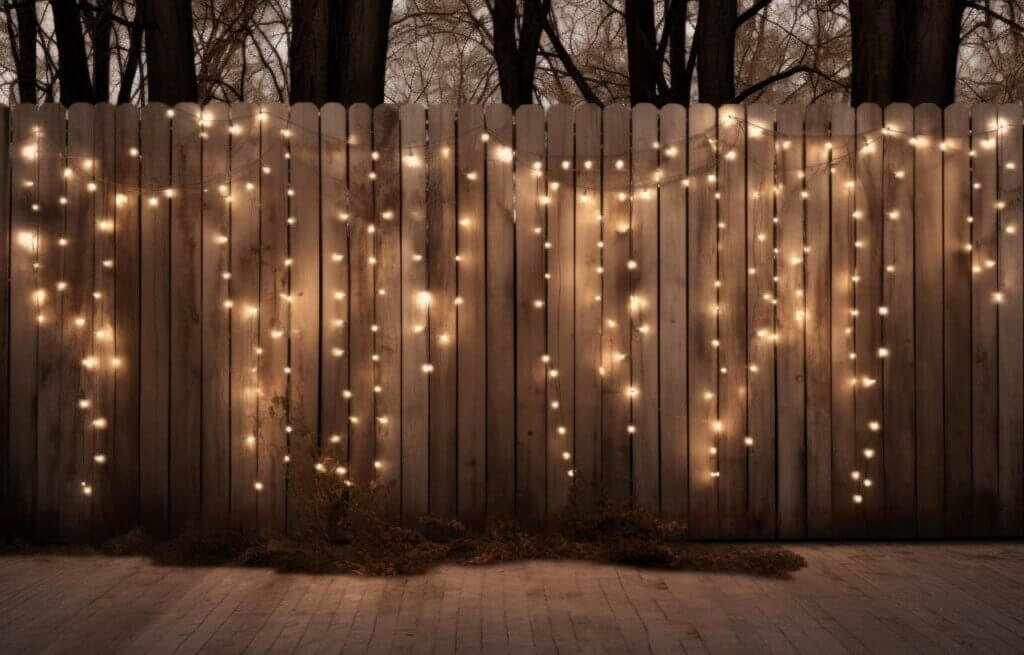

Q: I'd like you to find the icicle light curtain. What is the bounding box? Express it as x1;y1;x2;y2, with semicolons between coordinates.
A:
0;102;1021;541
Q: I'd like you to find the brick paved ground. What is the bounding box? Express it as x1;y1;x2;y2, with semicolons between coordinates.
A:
1;544;1023;653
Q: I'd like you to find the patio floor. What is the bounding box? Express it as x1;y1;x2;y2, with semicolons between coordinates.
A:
1;543;1023;653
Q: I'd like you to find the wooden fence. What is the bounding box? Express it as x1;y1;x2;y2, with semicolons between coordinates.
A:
0;102;1021;541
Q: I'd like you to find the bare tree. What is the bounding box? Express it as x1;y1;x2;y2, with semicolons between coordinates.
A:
51;0;95;103
332;0;395;105
492;0;549;106
290;0;329;103
139;0;198;103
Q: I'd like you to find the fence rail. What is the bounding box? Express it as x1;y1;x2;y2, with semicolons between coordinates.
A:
1;102;1021;540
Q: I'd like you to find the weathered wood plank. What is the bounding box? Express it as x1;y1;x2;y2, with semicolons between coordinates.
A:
59;105;94;542
0;105;9;536
485;104;515;516
400;104;428;519
200;103;230;533
805;104;832;538
882;104;916;537
139;104;171;536
717;105;746;536
457;105;486;519
602;104;632;505
228;103;260;529
169;104;202;534
319;103;349;482
546;105;574;516
256;104;288;535
997;103;1023;536
745;105;776;537
373;105;401;516
776;105;806;539
657;104;686;520
830;105;859;537
35;104;64;542
427;105;457;516
943;103;972;537
687;104;718;537
90;103;117;537
288;103;322;533
630;104;659;512
913;104;944;537
854;103;884;536
346;104;375;488
971;103;999;535
515;105;547;518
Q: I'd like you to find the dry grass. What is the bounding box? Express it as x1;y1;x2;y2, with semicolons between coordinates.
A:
1;489;805;578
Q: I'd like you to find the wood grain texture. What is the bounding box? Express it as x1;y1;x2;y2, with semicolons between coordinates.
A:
515;105;547;518
427;105;457;516
657;104;687;520
546;105;574;516
0;106;9;537
138;104;171;536
169;104;202;535
400;104;428;519
457;105;486;519
942;104;972;537
484;104;515;516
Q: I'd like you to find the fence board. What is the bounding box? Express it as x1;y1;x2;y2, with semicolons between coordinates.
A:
745;105;776;537
400;104;428;519
882;104;916;537
854;103;884;536
687;104;718;537
516;105;547;517
658;104;687;519
971;103;999;535
320;104;349;482
914;104;944;536
997;103;1023;536
485;104;515;516
373;105;401;516
289;103;322;532
228;103;260;529
630;104;659;512
428;105;457;516
200;103;230;532
546;105;574;515
458;105;487;518
139;104;171;535
169;104;202;534
113;105;140;534
91;103;117;537
59;105;94;542
717;106;746;536
257;104;288;535
603;104;632;505
35;104;64;542
0;105;9;536
776;105;805;538
805;104;832;538
943;104;972;536
347;104;374;489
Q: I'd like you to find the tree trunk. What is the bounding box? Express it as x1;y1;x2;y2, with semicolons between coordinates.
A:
900;0;963;106
625;0;659;104
14;1;37;103
851;0;964;106
330;0;393;106
51;0;95;104
492;0;546;107
667;0;689;105
290;0;331;104
695;0;737;106
139;0;198;104
118;21;144;104
92;0;114;102
850;0;899;105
